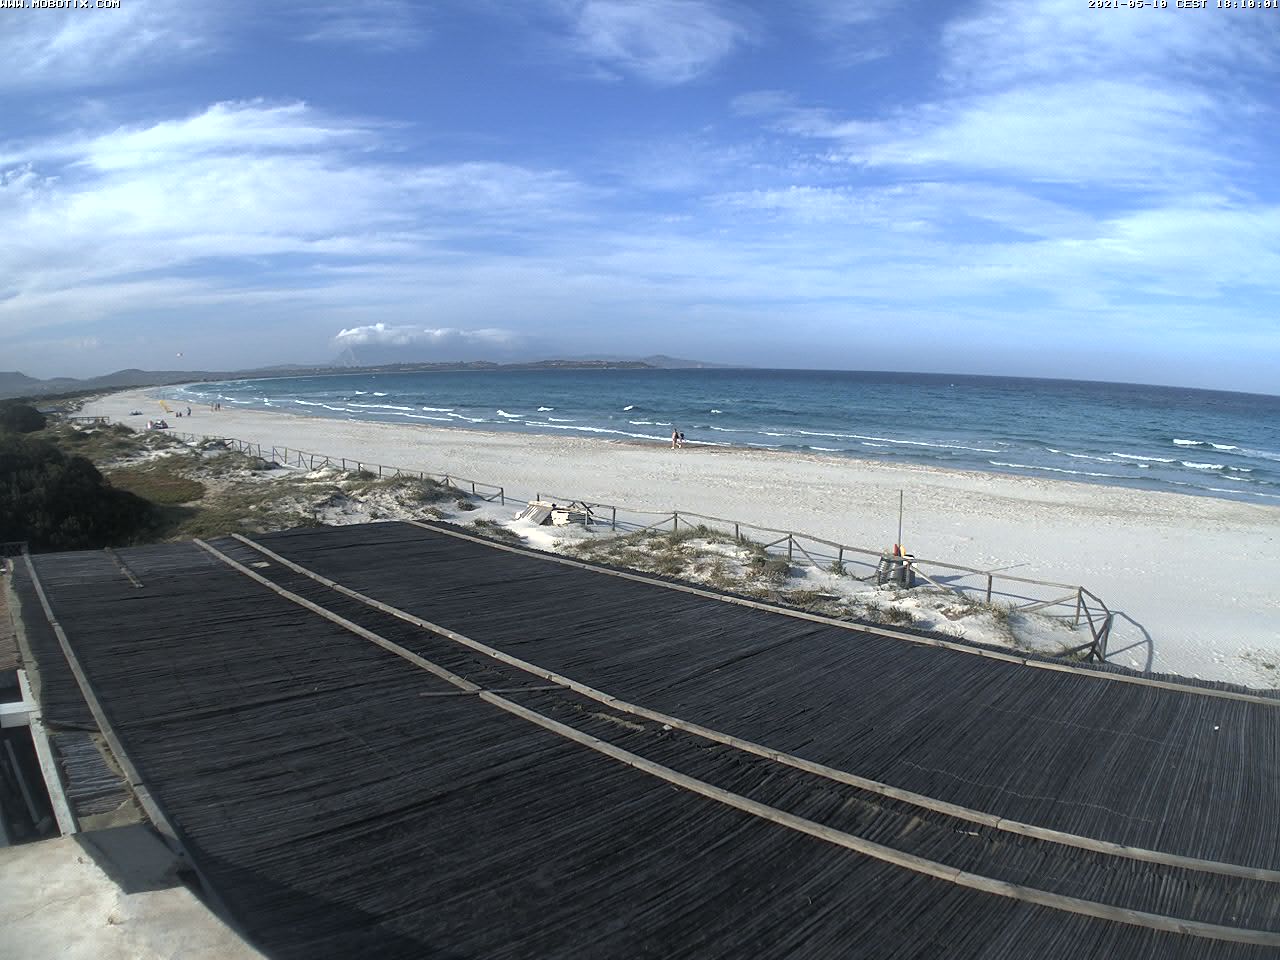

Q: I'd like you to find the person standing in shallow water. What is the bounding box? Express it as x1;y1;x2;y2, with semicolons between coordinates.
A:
672;427;679;449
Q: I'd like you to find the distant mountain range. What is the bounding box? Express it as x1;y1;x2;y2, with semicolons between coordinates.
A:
0;355;737;401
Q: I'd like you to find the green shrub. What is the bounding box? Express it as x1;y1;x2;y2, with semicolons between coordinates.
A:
108;463;207;504
0;434;152;550
0;404;47;434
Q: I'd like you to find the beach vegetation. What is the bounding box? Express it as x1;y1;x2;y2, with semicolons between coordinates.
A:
471;518;525;545
0;433;153;551
454;498;478;511
0;403;47;434
107;459;207;504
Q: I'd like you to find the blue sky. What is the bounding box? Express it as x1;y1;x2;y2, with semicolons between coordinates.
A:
1;1;1277;393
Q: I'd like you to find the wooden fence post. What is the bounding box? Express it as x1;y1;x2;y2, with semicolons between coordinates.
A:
673;511;680;533
1074;589;1083;627
986;574;993;604
500;487;505;506
611;506;617;529
787;535;794;561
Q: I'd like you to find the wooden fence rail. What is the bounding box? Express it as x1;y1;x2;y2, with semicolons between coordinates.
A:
149;425;1114;661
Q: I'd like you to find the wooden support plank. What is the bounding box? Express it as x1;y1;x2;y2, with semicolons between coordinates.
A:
195;538;1280;946
235;531;1280;881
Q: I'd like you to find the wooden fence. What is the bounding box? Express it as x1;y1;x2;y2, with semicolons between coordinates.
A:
171;434;507;504
155;426;1113;661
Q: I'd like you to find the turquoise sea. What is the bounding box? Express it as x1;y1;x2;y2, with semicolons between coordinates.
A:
171;370;1280;506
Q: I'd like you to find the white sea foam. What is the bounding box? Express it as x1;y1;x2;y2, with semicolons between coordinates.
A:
1050;448;1116;463
547;417;577;422
496;410;523;419
623;405;635;411
446;413;489;423
1207;487;1280;499
537;406;555;412
1110;452;1176;463
629;420;654;425
533;422;667;442
989;460;1127;479
372;392;387;397
421;406;454;412
1212;443;1239;451
807;446;840;452
1181;461;1224;470
796;429;999;454
761;431;784;437
347;402;414;412
710;409;723;414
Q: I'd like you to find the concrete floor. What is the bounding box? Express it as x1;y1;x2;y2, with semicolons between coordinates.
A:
0;825;262;960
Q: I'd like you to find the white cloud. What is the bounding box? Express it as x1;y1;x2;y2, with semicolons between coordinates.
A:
0;0;217;89
559;0;749;84
299;0;428;50
0;101;587;341
333;324;518;347
941;0;1270;91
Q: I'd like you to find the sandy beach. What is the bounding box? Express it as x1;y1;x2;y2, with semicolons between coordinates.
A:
83;390;1280;688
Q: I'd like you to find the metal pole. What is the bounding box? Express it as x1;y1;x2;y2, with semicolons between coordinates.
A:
897;490;904;550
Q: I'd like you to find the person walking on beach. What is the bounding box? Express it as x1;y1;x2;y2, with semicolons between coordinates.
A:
672;427;679;449
678;431;686;448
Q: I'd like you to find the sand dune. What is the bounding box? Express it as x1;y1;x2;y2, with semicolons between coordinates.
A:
85;390;1280;689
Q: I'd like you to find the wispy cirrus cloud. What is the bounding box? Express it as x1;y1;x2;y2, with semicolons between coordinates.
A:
299;0;428;51
554;0;750;84
0;101;587;342
0;0;218;90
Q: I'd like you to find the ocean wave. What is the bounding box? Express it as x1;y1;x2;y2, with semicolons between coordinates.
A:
710;409;723;414
761;431;784;437
353;391;367;395
1110;452;1176;463
421;406;454;412
447;413;489;423
496;410;523;419
547;417;577;422
291;401;350;414
807;446;840;452
1174;438;1244;453
347;402;414;412
623;405;635;411
1181;461;1224;470
989;460;1132;479
1049;448;1116;463
537;406;555;412
372;392;387;397
797;429;997;454
1206;487;1280;500
629;420;654;425
531;422;668;442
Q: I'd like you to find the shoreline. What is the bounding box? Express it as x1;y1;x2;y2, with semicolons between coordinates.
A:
82;388;1280;688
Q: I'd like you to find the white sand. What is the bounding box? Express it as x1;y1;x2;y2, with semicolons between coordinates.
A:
85;390;1280;688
